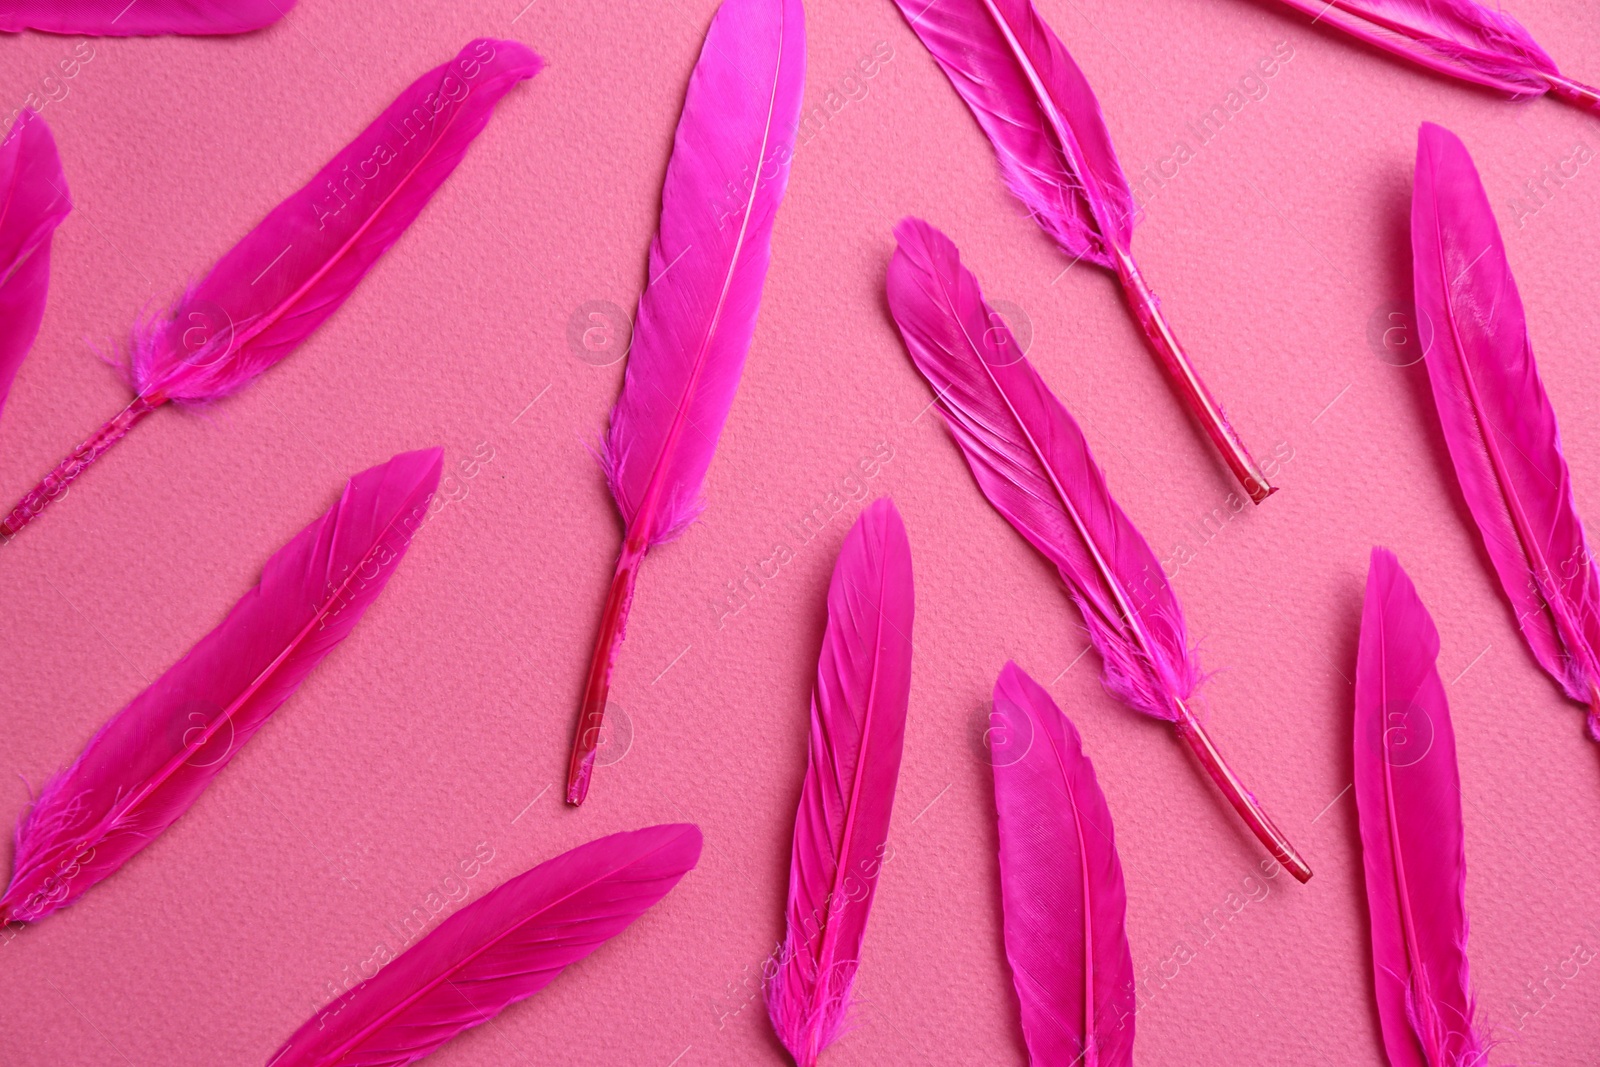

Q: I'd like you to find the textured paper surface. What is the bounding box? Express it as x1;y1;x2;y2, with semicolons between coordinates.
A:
1;1;1598;1064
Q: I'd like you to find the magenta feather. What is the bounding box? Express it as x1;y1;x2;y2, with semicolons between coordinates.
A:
1411;122;1600;740
990;662;1135;1067
567;0;805;805
1355;548;1488;1067
766;498;914;1067
1260;0;1600;110
0;448;442;923
0;0;292;36
267;824;702;1067
0;40;540;538
886;217;1309;882
0;109;70;427
889;0;1276;502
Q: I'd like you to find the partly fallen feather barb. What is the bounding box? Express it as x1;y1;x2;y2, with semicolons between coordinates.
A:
887;217;1310;881
0;1;293;36
267;824;702;1067
567;0;805;804
0;449;442;922
0;39;540;538
991;662;1135;1067
1411;122;1600;739
1355;548;1489;1067
0;109;71;431
767;499;914;1067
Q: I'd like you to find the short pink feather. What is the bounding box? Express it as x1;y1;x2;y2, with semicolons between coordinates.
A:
0;1;292;36
0;449;442;923
567;0;805;804
766;498;914;1067
991;662;1135;1067
0;109;70;427
267;825;703;1067
1355;548;1488;1067
1412;122;1600;740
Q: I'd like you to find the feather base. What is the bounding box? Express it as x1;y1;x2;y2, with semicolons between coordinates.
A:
566;537;646;805
1544;72;1600;113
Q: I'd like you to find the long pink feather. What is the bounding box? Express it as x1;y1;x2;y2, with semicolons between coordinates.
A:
766;498;914;1067
990;662;1135;1067
889;0;1276;503
0;109;70;427
1355;548;1488;1067
0;39;540;538
0;448;442;923
1412;122;1600;741
1258;0;1600;111
887;217;1310;882
566;0;805;805
267;824;702;1067
0;1;292;37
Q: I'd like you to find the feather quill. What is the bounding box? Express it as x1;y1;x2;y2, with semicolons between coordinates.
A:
990;662;1135;1067
887;218;1310;881
0;109;70;428
267;824;702;1067
1411;122;1600;740
890;0;1276;502
1355;548;1488;1067
0;448;442;922
0;1;292;37
766;498;914;1067
0;39;540;538
566;0;805;804
1259;0;1600;112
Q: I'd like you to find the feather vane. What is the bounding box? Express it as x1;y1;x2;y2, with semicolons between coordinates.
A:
0;0;293;36
0;109;70;427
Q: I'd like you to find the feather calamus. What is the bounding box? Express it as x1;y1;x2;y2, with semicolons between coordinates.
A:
887;218;1310;882
766;499;914;1066
891;0;1276;502
567;0;805;805
0;110;71;431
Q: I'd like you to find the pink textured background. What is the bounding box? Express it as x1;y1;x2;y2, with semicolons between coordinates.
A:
2;0;1599;1063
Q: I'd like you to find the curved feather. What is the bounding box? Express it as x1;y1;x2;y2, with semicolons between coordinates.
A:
600;0;805;545
1354;548;1486;1067
1411;122;1600;737
1265;0;1558;97
991;662;1135;1067
886;217;1194;721
0;449;442;923
888;0;1132;268
0;109;70;425
268;824;703;1067
0;0;291;36
767;498;914;1067
129;39;542;404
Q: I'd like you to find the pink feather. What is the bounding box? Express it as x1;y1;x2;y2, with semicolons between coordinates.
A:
0;109;70;426
1354;548;1488;1067
766;498;914;1067
0;40;540;538
1412;122;1600;740
990;662;1135;1067
0;449;442;923
1259;0;1600;110
567;0;805;805
267;824;702;1067
889;0;1276;502
887;217;1310;882
0;1;292;36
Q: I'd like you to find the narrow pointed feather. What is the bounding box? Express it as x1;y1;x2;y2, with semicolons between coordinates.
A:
1355;549;1487;1067
766;499;914;1067
991;663;1134;1067
0;0;292;36
0;449;442;923
887;218;1310;882
268;825;702;1067
567;0;804;804
0;40;540;537
0;110;70;426
1412;122;1600;739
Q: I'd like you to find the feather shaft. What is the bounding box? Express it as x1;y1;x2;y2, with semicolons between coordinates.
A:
1;396;160;537
0;109;71;434
0;0;292;36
